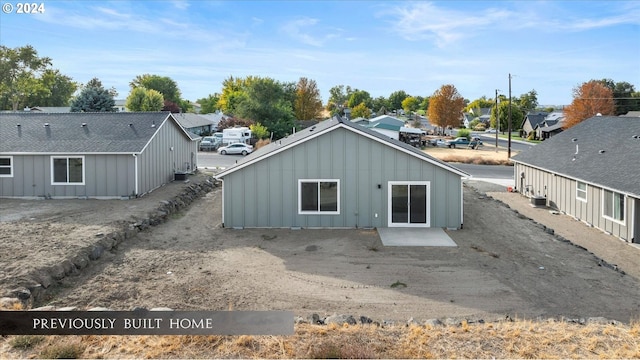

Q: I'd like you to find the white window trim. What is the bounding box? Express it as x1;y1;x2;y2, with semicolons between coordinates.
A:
298;179;340;215
601;189;625;225
51;156;85;185
0;156;13;177
576;181;587;202
388;180;431;228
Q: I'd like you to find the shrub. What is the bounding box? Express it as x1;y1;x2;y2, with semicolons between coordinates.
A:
40;343;85;359
10;335;45;349
457;128;471;139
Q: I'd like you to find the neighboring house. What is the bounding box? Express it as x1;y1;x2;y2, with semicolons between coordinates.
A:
215;116;468;229
29;106;71;113
0;112;199;199
199;111;227;131
114;99;127;112
534;118;564;140
521;112;548;139
365;115;405;140
172;112;216;136
464;108;492;128
350;117;369;126
511;115;640;244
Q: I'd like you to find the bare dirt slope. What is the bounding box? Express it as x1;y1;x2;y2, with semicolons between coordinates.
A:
2;175;638;323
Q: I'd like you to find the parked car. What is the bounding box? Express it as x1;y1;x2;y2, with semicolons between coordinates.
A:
218;143;253;155
199;138;219;151
429;138;448;147
485;128;497;134
446;137;483;149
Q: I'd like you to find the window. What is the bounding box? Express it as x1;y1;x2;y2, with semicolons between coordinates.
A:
576;181;587;202
0;156;12;177
298;180;339;214
51;156;84;185
603;189;624;222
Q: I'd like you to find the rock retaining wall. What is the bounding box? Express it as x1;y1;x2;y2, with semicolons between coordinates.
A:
1;176;219;309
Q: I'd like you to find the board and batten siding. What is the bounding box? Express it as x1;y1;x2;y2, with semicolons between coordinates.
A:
515;163;634;241
137;116;198;195
222;127;462;229
0;154;135;198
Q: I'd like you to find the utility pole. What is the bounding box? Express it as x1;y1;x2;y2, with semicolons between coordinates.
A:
495;89;500;152
508;73;512;159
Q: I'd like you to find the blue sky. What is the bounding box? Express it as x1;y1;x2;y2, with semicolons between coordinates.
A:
1;0;639;107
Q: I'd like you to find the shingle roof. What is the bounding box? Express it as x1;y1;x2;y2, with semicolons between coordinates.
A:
216;116;469;179
512;115;640;197
0;112;195;153
524;113;548;129
172;113;215;129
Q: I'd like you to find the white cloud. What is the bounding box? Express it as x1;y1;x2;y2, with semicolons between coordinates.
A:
280;17;342;47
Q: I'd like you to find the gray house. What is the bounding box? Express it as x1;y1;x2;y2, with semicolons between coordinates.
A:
512;115;640;243
215;116;468;229
0;112;199;199
172;113;216;136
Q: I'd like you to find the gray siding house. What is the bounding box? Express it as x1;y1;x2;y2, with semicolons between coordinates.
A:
215;117;468;229
512;115;640;243
0;112;199;199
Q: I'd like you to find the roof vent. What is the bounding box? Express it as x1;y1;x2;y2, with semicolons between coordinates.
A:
151;121;156;128
81;123;87;127
599;150;606;154
16;124;21;127
633;135;639;139
571;138;578;142
128;123;133;127
596;113;602;116
43;123;49;127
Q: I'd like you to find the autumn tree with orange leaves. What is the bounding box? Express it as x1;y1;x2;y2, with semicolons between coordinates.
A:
563;80;615;129
427;84;466;131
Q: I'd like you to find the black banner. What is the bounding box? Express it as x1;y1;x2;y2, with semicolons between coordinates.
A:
0;310;294;335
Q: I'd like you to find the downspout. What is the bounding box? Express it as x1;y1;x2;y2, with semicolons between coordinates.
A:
460;179;464;229
132;153;139;197
221;179;225;227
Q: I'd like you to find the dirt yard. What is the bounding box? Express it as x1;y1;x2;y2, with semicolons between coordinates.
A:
1;171;639;323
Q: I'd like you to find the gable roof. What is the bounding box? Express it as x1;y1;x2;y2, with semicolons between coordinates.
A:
0;112;197;154
215;116;469;179
172;112;215;130
523;112;548;129
512;116;640;197
366;115;405;132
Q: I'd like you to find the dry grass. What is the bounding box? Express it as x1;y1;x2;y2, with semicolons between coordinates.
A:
424;146;516;165
2;320;639;359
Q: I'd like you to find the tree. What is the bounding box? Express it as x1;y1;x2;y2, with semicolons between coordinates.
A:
388;90;409;111
130;74;181;104
490;100;524;133
217;75;252;113
0;45;52;110
563;80;615;129
350;102;371;118
346;89;372;109
518;89;538;113
427;84;466;129
125;87;164;111
27;69;77;107
196;94;220;114
372;96;390;114
233;76;296;139
294;77;323;120
326;85;349;116
599;80;640;115
162;100;181;113
70;78;116;112
464;96;494;113
250;122;269;139
217;115;254;130
402;96;420;114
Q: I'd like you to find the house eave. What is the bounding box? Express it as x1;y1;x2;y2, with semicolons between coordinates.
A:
512;159;640;199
